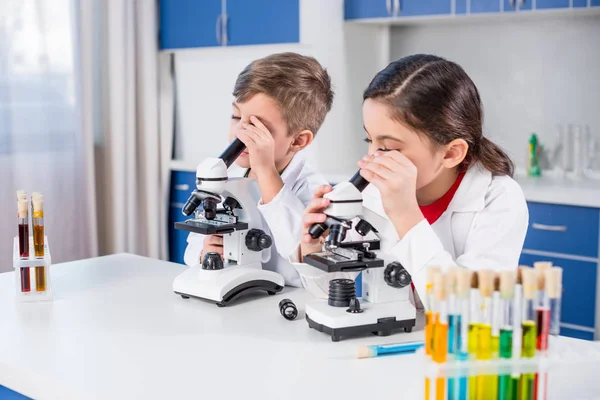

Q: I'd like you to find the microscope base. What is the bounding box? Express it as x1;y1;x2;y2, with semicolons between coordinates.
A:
173;265;285;307
305;300;416;342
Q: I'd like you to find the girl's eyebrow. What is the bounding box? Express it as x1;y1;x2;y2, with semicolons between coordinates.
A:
363;126;403;143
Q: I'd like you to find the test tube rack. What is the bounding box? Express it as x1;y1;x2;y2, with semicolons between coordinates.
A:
12;236;53;302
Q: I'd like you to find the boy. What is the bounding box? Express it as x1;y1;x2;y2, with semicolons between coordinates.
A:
184;52;334;287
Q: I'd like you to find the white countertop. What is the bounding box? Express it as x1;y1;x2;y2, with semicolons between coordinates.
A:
0;254;426;400
2;254;600;399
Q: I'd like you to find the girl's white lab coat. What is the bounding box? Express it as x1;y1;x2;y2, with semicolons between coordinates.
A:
291;162;529;309
184;151;327;287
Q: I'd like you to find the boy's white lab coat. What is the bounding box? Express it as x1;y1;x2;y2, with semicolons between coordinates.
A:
290;163;529;310
184;151;327;287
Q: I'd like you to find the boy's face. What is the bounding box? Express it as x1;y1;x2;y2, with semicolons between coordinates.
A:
229;93;295;169
362;99;447;190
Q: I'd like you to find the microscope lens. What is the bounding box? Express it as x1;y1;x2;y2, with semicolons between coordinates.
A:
329;224;347;247
182;192;202;216
202;198;218;220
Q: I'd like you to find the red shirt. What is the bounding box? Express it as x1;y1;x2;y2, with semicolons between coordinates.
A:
419;172;466;225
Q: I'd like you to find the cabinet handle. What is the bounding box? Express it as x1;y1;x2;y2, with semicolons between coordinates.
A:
222;14;229;45
531;223;567;232
171;202;186;209
216;15;222;45
174;184;190;191
386;0;393;15
394;0;401;15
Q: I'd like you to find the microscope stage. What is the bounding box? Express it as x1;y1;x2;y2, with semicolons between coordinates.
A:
305;299;416;342
175;219;248;235
304;252;384;273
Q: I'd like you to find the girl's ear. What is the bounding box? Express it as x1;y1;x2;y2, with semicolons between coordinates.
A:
289;130;314;153
442;138;468;168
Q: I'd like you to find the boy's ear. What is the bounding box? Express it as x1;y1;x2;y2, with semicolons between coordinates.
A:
290;130;314;153
441;138;468;168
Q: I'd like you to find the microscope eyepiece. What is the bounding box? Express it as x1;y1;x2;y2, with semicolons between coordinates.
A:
349;170;370;192
218;138;246;168
182;191;202;216
202;198;218;220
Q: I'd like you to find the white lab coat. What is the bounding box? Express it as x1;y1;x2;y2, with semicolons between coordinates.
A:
184;151;328;287
290;162;529;310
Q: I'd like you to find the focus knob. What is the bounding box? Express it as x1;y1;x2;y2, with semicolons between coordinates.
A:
202;252;224;270
245;229;273;252
384;262;411;288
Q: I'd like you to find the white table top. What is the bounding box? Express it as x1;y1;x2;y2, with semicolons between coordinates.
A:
0;254;426;400
3;254;600;400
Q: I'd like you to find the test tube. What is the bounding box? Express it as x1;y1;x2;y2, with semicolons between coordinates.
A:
534;262;551;352
447;268;458;400
455;268;470;400
425;266;440;400
498;270;516;400
32;194;45;291
520;268;537;400
433;271;448;400
468;271;480;400
476;270;496;400
426;266;441;356
17;197;30;292
491;273;501;355
546;267;563;336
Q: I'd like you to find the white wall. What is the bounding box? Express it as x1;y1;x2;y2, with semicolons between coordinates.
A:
173;0;388;178
389;13;600;169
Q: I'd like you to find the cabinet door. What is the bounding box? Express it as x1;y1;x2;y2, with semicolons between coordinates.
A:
399;0;452;16
226;0;299;46
345;0;393;19
536;0;570;8
470;0;502;13
519;253;597;331
169;205;190;265
573;0;588;6
593;0;600;6
524;202;599;259
159;0;223;50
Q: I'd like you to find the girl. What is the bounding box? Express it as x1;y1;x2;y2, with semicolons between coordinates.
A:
298;54;528;307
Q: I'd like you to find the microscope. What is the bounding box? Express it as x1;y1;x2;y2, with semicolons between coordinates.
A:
304;171;416;341
172;138;285;306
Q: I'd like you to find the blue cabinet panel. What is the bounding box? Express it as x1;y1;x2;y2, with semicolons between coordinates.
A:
536;0;570;8
503;0;518;12
519;253;597;329
0;386;30;400
593;0;600;6
560;326;595;340
169;205;189;265
399;0;452;16
170;171;196;204
226;0;299;46
455;0;468;13
573;0;588;6
345;0;393;19
518;0;533;10
524;202;599;259
159;0;222;49
471;0;502;13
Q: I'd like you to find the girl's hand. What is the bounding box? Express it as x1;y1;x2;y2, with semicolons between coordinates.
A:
357;150;424;238
236;116;276;174
201;234;224;260
300;185;333;258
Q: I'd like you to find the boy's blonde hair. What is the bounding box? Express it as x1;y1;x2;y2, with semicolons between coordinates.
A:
232;52;334;136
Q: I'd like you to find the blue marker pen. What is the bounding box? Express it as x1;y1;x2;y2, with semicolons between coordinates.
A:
357;341;425;358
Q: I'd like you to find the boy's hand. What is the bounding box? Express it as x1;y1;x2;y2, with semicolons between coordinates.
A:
236;116;276;174
300;185;333;259
357;150;424;238
201;234;224;260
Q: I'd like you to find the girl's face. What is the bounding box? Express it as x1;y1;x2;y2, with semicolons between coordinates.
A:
362;98;447;190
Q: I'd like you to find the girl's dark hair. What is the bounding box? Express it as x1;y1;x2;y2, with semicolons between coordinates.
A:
363;54;514;177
